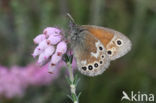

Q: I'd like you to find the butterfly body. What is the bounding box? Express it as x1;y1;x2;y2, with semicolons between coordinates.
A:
68;22;132;76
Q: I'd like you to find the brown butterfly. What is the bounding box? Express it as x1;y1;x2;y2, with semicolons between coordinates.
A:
67;14;132;76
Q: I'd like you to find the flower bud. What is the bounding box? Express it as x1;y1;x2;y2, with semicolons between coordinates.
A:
56;41;67;54
32;47;43;58
33;34;46;44
37;40;48;51
48;64;56;74
37;53;47;66
47;35;62;45
50;53;62;65
43;27;61;37
43;46;55;59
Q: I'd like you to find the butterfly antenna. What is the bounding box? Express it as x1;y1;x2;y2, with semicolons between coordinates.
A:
66;13;76;24
66;13;77;29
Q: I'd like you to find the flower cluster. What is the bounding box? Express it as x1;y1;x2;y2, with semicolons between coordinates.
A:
32;27;67;73
0;63;60;99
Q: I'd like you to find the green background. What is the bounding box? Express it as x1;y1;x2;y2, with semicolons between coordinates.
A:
0;0;156;103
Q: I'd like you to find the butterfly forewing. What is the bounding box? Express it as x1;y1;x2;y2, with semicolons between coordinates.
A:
82;25;132;61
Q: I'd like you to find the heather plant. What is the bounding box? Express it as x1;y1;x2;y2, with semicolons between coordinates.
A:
32;27;80;103
0;63;59;99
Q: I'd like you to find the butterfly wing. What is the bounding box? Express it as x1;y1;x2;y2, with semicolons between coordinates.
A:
82;25;132;61
72;30;110;76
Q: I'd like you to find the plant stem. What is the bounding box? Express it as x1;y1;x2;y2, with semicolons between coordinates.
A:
67;62;78;103
67;62;74;82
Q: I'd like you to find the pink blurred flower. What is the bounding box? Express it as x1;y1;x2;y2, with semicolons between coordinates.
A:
0;66;25;98
22;64;60;86
0;62;65;99
32;27;67;73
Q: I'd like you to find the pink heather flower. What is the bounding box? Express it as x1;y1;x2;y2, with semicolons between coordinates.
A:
3;73;24;98
37;40;49;51
33;34;46;44
56;41;67;54
43;27;61;37
48;53;62;73
32;27;67;73
47;35;62;45
0;66;25;98
38;53;47;65
32;40;49;58
32;47;42;58
0;62;65;98
22;64;60;86
43;46;55;59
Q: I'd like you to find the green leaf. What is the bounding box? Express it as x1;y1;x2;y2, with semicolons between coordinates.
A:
67;95;74;102
71;93;77;101
69;55;73;64
75;78;80;87
65;76;72;85
73;74;80;87
73;74;78;84
77;92;82;99
62;54;69;63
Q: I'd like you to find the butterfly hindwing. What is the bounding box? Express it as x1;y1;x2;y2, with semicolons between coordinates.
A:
73;30;110;76
82;25;132;61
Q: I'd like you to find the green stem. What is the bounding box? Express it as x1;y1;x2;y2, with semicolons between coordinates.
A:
67;62;74;82
67;62;78;103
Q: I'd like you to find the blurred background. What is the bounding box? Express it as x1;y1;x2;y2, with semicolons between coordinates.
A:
0;0;156;103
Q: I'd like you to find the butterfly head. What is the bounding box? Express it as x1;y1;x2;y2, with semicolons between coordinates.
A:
70;26;86;41
66;13;87;46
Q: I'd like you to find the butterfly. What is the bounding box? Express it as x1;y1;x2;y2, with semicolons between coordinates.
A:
67;14;132;76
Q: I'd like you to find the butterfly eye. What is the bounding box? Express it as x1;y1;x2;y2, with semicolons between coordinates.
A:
74;32;78;35
79;29;84;33
116;39;123;46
